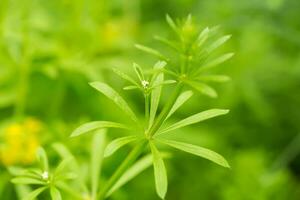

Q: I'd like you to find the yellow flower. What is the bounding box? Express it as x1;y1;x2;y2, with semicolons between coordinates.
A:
0;118;42;166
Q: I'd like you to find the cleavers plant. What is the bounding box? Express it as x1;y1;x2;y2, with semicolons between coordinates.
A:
11;14;233;200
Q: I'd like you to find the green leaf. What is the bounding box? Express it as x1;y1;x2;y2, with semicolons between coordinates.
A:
185;81;217;98
71;121;128;137
123;85;140;90
166;14;179;36
154;35;180;52
149;61;166;127
112;68;139;86
54;158;73;176
133;63;145;82
135;44;168;61
37;148;49;171
22;187;47;200
149;141;168;199
91;129;106;199
11;177;45;185
158;139;230;168
104;135;139;157
107;153;170;197
50;187;62;200
159;109;229;134
199;53;234;72
197;75;231;82
206;35;231;53
166;90;193;120
197;27;210;47
89;82;138;122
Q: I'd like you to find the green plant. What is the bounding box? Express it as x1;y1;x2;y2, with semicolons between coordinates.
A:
11;14;233;200
72;14;233;199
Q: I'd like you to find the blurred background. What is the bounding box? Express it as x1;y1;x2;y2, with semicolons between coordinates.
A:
1;0;300;199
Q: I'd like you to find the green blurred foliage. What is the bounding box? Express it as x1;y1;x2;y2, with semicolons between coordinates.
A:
1;0;300;199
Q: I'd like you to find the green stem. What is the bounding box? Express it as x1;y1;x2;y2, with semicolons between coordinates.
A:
145;93;150;125
98;140;147;200
147;82;183;137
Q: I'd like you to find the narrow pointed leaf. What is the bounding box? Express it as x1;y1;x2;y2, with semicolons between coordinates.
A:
135;44;168;61
50;187;62;200
37;148;49;171
166;14;179;36
149;141;168;199
91;129;106;199
89;82;138;122
149;61;166;127
159;109;229;134
123;85;140;90
71;121;128;137
197;75;231;82
133;63;145;81
104;135;139;157
11;177;45;185
107;153;169;197
199;53;234;72
23;187;47;200
158;139;230;168
186;81;217;98
197;27;210;47
166;90;193;120
206;35;231;53
154;36;180;52
112;68;139;86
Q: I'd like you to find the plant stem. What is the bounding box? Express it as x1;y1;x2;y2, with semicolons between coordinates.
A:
145;93;150;125
147;82;183;137
98;140;147;200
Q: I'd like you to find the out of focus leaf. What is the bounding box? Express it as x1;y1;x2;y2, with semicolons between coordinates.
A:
185;81;217;98
135;44;168;61
23;187;47;200
50;187;62;200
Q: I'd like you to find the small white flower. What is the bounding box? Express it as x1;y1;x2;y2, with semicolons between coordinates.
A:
41;171;49;180
141;80;149;88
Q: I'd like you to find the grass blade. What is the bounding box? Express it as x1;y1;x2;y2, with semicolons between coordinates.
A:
91;129;106;200
104;135;139;157
166;90;193;120
149;141;168;199
89;82;138;122
158;139;230;168
159;109;229;134
71;121;128;137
